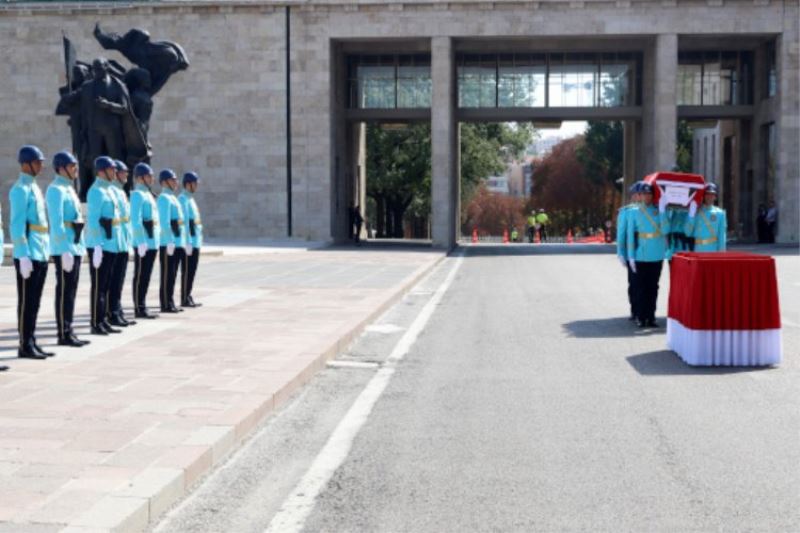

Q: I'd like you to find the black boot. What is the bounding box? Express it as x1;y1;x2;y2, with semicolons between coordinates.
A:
135;309;158;319
32;342;55;357
18;342;47;360
91;325;109;335
101;322;122;334
0;365;8;372
70;334;90;346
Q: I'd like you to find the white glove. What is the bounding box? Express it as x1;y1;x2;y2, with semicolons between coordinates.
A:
658;194;669;214
186;243;193;257
62;251;74;273
628;259;637;273
688;201;698;218
617;255;627;268
19;256;33;279
92;246;103;269
167;243;175;256
137;243;147;257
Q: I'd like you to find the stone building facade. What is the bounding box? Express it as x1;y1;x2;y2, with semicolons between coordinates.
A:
0;0;797;248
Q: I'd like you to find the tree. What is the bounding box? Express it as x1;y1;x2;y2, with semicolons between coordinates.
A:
463;185;527;236
577;121;623;188
675;120;693;172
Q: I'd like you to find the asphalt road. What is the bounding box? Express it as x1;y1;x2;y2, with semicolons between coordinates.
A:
155;245;800;533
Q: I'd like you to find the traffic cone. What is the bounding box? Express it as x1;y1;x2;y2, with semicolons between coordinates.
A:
502;229;509;244
472;228;478;243
567;230;573;244
535;230;541;244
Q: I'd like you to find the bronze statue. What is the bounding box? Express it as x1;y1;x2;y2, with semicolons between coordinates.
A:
55;25;189;198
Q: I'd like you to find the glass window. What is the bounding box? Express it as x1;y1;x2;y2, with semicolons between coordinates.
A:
679;50;753;106
766;41;777;98
497;54;546;107
397;55;431;108
458;55;497;108
677;52;703;105
549;63;596;107
599;63;631;106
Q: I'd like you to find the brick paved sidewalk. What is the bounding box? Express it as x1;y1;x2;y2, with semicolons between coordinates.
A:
0;245;443;532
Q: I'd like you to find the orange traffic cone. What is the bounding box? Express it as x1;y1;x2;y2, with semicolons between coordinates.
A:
472;228;478;243
502;229;509;244
535;230;541;244
567;230;573;244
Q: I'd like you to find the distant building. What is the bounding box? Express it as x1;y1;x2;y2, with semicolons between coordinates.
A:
485;175;510;195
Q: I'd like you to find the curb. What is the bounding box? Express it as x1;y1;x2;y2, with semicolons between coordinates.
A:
64;253;446;533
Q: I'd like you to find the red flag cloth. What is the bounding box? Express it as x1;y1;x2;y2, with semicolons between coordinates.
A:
668;252;781;330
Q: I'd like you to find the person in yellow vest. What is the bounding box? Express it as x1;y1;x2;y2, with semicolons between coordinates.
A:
535;209;549;242
526;211;536;243
685;182;726;252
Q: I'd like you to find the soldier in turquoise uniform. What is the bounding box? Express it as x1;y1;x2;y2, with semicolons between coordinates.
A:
9;145;53;359
157;169;186;313
626;183;670;328
130;163;160;319
86;156;125;335
616;181;641;321
178;171;203;308
46;150;90;347
106;160;136;327
685;182;727;252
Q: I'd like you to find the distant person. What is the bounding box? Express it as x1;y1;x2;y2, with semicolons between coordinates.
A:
536;209;549;242
511;227;519;242
351;205;364;244
756;203;768;243
526;211;536;242
765;200;778;243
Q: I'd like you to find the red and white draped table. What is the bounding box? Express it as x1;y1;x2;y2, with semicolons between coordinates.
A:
667;252;782;366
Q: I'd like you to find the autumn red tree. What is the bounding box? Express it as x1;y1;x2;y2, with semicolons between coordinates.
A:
528;136;618;235
462;185;527;236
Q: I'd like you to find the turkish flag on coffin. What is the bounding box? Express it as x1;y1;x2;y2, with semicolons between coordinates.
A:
667;252;783;366
643;171;706;207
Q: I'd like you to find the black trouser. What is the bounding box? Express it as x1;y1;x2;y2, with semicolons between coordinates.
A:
159;246;183;309
626;262;637;319
90;252;116;329
54;255;81;340
540;226;547;242
133;249;157;313
15;259;48;348
107;251;129;320
635;261;663;322
180;247;200;305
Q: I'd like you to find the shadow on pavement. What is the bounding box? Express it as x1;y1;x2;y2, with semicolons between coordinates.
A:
562;317;665;338
627;350;778;376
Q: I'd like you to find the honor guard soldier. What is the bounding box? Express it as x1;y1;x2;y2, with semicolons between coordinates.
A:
106;160;136;327
47;151;90;347
10;145;53;359
179;171;203;308
86;156;125;335
626;183;670;328
685;182;727;252
616;182;641;321
157;169;186;313
130;163;160;318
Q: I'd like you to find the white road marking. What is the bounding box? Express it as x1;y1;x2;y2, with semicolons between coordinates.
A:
264;252;464;533
365;323;404;334
326;360;380;369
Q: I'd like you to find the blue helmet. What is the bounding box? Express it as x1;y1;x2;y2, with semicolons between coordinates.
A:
133;162;153;177
159;169;177;183
115;160;129;172
182;171;200;185
18;145;45;165
52;150;78;171
94;156;116;172
628;182;639;194
639;183;653;194
705;182;719;195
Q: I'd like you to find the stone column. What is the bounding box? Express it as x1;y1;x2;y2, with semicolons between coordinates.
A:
643;34;678;172
776;18;800;243
431;36;458;249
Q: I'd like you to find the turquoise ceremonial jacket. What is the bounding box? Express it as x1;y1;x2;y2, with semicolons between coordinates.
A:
179;191;203;248
9;173;50;261
130;184;160;249
111;182;132;251
685;205;727;252
157;189;186;247
86;177;125;253
626;204;669;263
46;176;86;257
616;204;634;260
